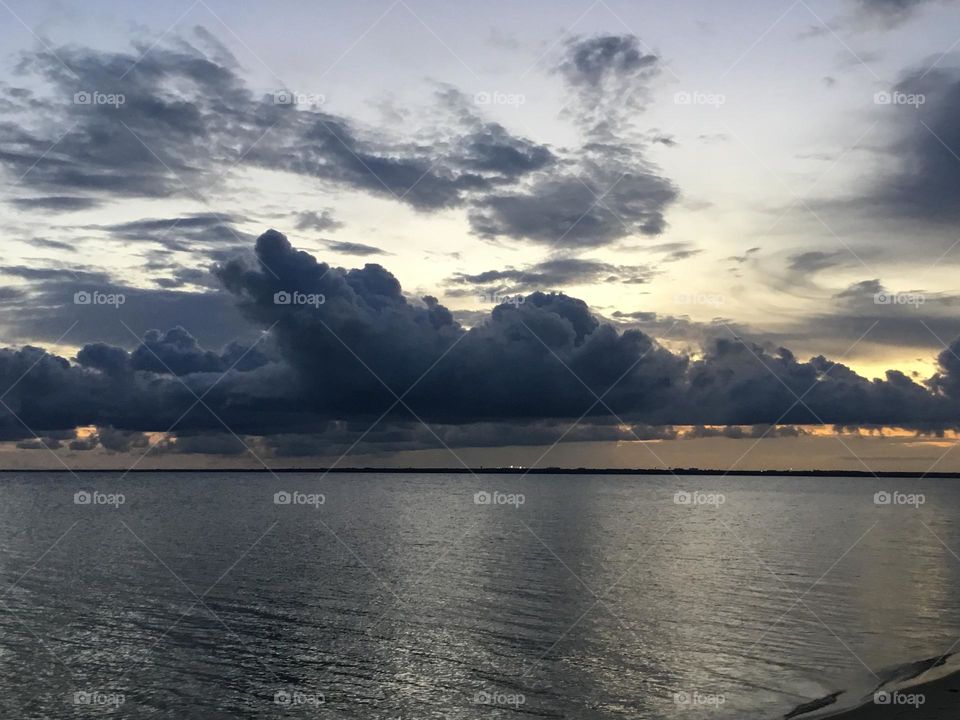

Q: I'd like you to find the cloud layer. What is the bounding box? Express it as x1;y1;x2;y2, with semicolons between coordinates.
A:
2;230;959;456
1;30;676;250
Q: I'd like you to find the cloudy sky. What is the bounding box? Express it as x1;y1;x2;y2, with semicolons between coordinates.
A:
1;0;960;470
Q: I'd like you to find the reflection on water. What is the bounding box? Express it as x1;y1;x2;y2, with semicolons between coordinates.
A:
0;472;958;719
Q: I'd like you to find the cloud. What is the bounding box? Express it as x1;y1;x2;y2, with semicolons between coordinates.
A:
2;229;959;456
556;34;660;137
861;65;960;223
787;250;852;274
447;257;656;293
98;213;251;252
849;0;951;27
9;196;101;212
0;270;255;349
325;240;389;256
467;35;677;246
0;30;553;215
294;210;342;232
0;31;677;251
468;150;677;246
682;424;807;439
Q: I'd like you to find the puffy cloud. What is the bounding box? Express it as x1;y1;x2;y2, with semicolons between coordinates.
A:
1;230;959;454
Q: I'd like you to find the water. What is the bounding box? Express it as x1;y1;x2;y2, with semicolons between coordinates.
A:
0;472;957;719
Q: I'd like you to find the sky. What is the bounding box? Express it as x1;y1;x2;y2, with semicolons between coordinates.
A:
1;0;960;470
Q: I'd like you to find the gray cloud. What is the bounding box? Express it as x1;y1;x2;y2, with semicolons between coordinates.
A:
294;210;342;232
787;250;852;274
447;257;656;293
0;30;553;217
850;0;951;26
99;213;251;252
9;196;101;212
0;30;676;251
467;35;677;247
468;150;677;246
556;34;660;137
325;240;388;256
863;65;960;223
1;230;959;455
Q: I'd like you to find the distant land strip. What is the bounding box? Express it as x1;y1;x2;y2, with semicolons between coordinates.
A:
1;468;960;478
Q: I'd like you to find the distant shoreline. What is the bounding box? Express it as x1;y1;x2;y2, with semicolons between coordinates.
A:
1;467;959;477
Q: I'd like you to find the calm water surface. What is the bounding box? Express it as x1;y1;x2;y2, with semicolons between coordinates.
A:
0;472;957;719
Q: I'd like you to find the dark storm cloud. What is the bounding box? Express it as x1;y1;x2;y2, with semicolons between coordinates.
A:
3;229;960;454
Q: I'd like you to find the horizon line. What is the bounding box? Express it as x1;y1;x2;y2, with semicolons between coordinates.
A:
0;467;957;478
